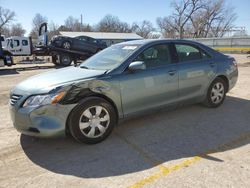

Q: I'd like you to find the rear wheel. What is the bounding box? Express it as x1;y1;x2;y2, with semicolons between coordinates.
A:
59;54;72;66
68;97;117;144
203;77;227;108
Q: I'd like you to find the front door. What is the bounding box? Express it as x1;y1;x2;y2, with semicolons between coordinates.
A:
120;43;179;116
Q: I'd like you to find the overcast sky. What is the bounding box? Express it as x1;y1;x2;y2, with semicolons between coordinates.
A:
1;0;250;35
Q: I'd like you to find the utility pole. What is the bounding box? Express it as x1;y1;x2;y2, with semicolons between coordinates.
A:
80;14;83;31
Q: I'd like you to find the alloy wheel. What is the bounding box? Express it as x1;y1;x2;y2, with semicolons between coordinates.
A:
63;42;70;49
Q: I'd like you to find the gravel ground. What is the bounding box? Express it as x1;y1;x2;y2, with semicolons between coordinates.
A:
0;54;250;188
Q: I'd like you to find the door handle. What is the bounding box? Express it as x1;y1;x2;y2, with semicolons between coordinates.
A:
168;70;177;76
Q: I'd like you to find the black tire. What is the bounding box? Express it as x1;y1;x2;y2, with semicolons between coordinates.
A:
203;77;227;108
51;55;59;65
62;41;71;50
4;56;13;66
59;54;72;66
96;48;102;53
68;97;117;144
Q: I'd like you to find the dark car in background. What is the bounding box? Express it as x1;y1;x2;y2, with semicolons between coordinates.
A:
50;35;107;54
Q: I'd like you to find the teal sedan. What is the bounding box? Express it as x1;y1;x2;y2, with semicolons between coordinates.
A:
9;40;238;144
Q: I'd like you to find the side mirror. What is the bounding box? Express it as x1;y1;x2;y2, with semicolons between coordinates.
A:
128;61;146;72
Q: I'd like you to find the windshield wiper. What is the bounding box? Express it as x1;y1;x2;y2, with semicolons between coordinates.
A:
104;69;111;74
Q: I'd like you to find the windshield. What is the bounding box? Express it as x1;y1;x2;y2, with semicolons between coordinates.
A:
80;44;140;70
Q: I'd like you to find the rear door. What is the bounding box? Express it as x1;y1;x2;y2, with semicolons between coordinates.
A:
174;42;217;102
75;36;96;53
120;43;179;116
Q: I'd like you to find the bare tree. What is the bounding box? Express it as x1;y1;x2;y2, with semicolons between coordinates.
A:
83;24;93;32
156;17;177;38
9;23;25;36
131;20;155;38
64;16;81;31
60;16;93;32
30;13;48;38
47;21;60;40
157;0;236;38
96;15;131;33
190;0;236;38
0;6;15;32
1;26;10;36
171;0;205;38
209;3;236;37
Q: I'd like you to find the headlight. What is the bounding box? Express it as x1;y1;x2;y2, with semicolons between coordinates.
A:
22;91;65;108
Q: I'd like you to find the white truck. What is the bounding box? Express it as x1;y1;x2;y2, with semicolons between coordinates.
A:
5;36;32;56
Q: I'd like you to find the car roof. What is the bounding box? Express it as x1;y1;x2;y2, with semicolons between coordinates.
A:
74;35;93;38
115;39;224;59
117;39;205;46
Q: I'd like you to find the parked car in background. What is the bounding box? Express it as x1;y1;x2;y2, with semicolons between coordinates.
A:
9;39;238;144
50;35;107;54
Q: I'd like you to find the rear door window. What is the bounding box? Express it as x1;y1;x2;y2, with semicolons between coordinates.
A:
175;44;211;62
77;36;87;41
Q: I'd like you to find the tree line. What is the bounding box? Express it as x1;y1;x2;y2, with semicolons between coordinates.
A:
0;0;237;39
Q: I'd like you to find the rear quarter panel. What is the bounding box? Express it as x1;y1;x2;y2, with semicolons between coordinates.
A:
216;55;238;91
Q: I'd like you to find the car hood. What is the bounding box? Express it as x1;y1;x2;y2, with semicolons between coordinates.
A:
13;66;106;94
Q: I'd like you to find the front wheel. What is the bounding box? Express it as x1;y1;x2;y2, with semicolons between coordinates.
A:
68;97;117;144
203;78;227;108
96;48;102;53
62;41;71;50
51;55;59;65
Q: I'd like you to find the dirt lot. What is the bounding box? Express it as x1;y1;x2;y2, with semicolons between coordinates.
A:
0;54;250;188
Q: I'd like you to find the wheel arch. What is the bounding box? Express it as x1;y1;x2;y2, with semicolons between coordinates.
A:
65;92;119;136
216;75;229;93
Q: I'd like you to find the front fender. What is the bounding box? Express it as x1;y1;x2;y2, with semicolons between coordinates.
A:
60;78;123;118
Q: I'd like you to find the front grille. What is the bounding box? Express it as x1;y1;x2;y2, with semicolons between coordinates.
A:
10;94;23;106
